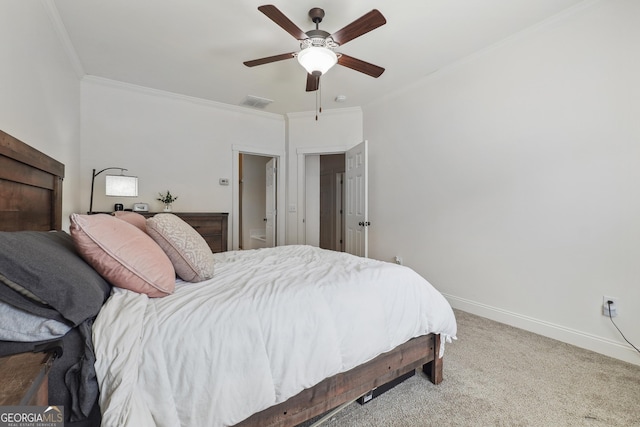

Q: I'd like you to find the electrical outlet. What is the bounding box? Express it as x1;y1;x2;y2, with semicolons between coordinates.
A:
602;296;618;317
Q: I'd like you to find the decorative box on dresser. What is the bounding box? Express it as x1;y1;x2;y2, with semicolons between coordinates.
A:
142;212;228;253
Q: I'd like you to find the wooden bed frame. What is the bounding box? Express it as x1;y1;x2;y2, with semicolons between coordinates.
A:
237;333;442;426
0;130;64;231
0;129;444;427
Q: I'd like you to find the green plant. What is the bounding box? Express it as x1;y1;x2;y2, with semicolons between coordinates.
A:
157;191;178;204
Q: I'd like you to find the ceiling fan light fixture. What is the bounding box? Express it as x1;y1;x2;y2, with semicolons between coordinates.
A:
297;46;337;76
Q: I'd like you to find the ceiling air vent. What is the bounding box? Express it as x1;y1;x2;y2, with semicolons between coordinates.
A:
241;95;273;109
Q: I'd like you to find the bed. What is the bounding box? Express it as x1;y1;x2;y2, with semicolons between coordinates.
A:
0;129;457;427
0;130;108;426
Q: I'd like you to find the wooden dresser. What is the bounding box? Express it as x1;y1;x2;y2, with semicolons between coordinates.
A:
142;212;228;253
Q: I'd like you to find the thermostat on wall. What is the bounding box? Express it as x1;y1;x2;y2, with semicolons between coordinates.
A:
133;203;149;212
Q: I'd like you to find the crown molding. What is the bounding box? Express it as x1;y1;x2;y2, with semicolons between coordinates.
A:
82;76;285;122
41;0;85;79
365;0;601;110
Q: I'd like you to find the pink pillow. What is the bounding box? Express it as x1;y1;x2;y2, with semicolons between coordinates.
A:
146;214;214;282
113;211;147;233
69;213;175;297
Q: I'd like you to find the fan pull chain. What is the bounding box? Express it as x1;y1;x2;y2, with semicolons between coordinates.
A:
319;78;323;114
316;77;322;121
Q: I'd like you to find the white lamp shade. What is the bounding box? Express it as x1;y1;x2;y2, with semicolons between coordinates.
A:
297;47;338;75
105;175;138;197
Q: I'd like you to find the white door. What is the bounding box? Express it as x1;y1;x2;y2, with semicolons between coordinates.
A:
265;157;277;247
345;141;368;257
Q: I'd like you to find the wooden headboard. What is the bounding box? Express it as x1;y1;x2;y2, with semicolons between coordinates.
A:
0;130;64;231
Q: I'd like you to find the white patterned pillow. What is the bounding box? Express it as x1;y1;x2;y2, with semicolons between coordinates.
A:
146;214;214;282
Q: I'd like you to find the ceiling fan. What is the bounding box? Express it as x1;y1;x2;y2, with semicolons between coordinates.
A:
243;5;386;92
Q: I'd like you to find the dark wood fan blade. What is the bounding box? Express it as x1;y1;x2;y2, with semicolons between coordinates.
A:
243;52;295;67
337;54;385;78
306;73;319;92
330;9;386;46
258;5;308;40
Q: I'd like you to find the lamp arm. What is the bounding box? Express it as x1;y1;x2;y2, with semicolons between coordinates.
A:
89;167;128;214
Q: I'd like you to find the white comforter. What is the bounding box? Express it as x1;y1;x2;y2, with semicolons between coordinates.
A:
93;245;457;427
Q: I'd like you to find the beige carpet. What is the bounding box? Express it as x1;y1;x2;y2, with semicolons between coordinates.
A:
303;309;640;426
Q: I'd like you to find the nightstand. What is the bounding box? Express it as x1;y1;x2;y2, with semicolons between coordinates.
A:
141;212;228;253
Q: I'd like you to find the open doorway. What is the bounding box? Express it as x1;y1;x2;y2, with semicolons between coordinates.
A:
239;153;276;250
232;145;285;251
320;154;345;251
305;153;345;252
300;141;368;257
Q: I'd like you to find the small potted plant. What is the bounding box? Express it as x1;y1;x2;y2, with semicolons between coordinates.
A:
158;191;178;212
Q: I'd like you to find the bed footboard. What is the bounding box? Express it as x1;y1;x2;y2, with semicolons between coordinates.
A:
236;333;442;427
423;333;443;384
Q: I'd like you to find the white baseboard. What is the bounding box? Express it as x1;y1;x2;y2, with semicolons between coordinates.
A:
443;293;640;366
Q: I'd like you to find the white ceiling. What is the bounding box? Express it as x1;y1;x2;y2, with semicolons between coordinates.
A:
52;0;586;115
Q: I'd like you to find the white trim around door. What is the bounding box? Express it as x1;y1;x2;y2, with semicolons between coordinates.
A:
232;144;286;250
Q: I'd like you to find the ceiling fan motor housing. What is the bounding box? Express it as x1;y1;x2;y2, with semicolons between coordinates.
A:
300;32;338;49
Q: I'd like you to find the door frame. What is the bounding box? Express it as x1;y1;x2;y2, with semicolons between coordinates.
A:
232;145;286;250
335;171;345;252
265;157;277;248
296;145;350;245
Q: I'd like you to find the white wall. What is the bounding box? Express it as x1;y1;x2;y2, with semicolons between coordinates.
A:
81;77;285;248
0;1;81;230
363;0;640;365
286;108;363;244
